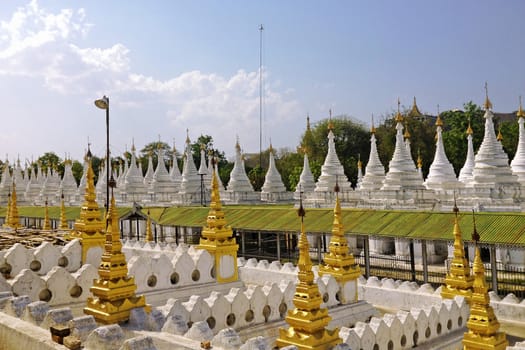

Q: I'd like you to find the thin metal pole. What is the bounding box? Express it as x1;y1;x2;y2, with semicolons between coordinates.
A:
364;236;370;279
490;245;498;295
106;98;110;212
422;240;428;284
259;24;263;168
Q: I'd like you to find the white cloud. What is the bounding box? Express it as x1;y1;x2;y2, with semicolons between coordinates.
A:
70;44;130;73
0;0;301;158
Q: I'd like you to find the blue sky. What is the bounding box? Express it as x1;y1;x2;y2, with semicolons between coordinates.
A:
0;0;524;163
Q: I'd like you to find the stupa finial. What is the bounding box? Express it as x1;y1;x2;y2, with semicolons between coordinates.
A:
395;98;403;123
518;96;525;118
328;109;333;130
483;82;493;110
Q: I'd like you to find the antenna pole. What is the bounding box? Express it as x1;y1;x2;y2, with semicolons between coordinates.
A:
259;24;264;168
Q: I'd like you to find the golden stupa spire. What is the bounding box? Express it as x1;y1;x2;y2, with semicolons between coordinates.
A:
3;191;11;228
417;149;423;169
517;96;525;118
371;114;376;134
403;122;411;139
145;210;153;242
67;147;105;263
43;199;51;230
483;82;493;110
7;182;21;229
197;160;239;283
497;125;503;142
357;154;362;169
463;216;508;349
318;181;361;304
466;116;473;135
435;104;443;127
328;109;334;130
277;194;341;350
59;193;69;230
235;135;241;152
84;189;149;324
441;201;474;301
395;98;404;123
409;96;423;118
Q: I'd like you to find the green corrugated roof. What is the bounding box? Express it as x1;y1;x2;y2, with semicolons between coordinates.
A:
4;205;525;245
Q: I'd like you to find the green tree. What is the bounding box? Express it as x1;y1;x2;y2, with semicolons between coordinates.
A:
71;160;83;185
37;152;63;177
374;107;435;178
139;141;171;175
299;115;370;185
440;102;484;174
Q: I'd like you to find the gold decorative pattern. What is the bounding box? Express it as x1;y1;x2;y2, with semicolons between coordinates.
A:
67;152;105;263
84;193;149;324
197;163;239;283
276;197;341;350
318;188;360;303
463;241;507;349
441;205;473;301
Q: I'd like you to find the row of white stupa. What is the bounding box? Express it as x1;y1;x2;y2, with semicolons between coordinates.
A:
2;92;525;211
297;93;525;211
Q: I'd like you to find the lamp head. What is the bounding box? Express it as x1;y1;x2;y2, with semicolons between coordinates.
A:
94;95;109;110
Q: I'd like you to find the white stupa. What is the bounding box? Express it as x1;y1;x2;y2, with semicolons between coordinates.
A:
424;112;460;191
226;139;254;193
59;158;79;203
117;157;128;189
77;152;89;199
225;138;258;203
169;142;182;191
381;101;424;191
314;118;352;193
359;122;385;192
458;122;475;185
13;158;26;193
24;167;40;204
0;160;12;203
294;152;316;199
469;90;519;192
261;144;292;203
120;142;146;203
197;145;212;189
143;153;155;187
148;146;177;203
95;162;107;205
510;98;525;185
178;133;201;200
356;157;363;189
39;167;60;204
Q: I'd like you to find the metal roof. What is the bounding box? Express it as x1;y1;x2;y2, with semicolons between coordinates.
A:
4;205;525;245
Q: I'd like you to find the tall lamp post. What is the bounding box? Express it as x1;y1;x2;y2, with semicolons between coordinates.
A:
94;95;113;215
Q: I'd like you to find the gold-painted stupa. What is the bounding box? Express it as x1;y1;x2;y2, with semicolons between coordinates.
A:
67;150;105;262
5;182;22;229
145;210;153;242
59;194;69;230
408;96;423;119
463;222;507;349
197;161;238;283
42;200;51;231
276;197;341;350
84;191;149;324
441;205;473;302
318;185;360;304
